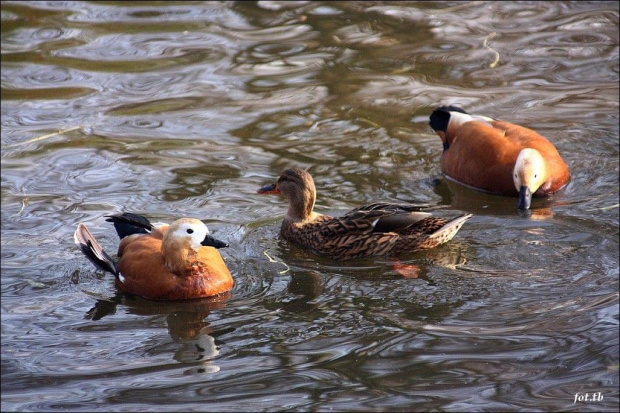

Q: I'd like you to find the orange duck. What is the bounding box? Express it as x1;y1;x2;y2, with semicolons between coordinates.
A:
74;213;233;301
428;106;570;209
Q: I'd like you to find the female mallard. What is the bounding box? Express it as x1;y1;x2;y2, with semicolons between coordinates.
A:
258;168;472;260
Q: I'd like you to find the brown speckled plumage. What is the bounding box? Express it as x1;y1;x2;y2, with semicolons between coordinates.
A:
258;168;472;261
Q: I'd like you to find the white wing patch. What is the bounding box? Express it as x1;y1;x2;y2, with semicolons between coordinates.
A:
449;111;495;128
152;222;167;231
371;218;380;229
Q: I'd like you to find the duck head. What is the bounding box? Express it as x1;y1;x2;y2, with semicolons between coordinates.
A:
513;148;548;210
164;218;228;249
161;218;228;274
258;168;316;221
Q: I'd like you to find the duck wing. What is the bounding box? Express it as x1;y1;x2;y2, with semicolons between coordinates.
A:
105;212;153;239
346;202;434;214
320;203;434;237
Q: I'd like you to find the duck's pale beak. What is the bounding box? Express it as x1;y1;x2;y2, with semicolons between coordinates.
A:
518;185;532;210
201;234;229;249
257;183;280;195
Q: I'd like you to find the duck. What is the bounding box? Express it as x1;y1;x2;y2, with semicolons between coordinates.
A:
74;212;233;301
257;168;472;260
428;105;570;209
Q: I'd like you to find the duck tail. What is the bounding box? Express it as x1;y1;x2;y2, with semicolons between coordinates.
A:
74;223;119;276
105;212;153;239
427;213;473;245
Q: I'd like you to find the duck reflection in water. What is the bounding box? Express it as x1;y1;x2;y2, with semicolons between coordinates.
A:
85;291;234;374
428;176;561;220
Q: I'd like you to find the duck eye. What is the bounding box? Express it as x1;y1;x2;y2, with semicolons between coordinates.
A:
534;174;537;179
514;174;517;178
186;229;194;234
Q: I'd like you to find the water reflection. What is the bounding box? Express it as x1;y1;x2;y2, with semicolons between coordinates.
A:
434;177;568;218
85;291;234;373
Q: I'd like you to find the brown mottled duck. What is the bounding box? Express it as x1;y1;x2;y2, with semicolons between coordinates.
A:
258;168;472;261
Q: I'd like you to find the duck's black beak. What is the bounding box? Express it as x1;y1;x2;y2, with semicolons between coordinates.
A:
518;185;532;210
257;183;280;195
201;234;229;249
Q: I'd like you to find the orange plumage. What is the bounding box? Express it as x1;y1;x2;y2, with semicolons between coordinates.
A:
429;106;570;209
75;213;233;301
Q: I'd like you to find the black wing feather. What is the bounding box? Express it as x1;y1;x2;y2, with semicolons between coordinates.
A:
105;212;153;239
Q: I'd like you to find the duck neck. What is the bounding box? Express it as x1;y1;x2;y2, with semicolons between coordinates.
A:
286;187;315;222
162;237;197;276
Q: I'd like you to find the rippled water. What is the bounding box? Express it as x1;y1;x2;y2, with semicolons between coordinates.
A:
2;1;618;411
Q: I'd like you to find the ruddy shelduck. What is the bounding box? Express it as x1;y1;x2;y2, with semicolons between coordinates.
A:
74;213;233;301
258;167;472;260
429;106;570;209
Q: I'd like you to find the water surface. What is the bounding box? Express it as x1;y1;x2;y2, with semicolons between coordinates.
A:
1;1;618;411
